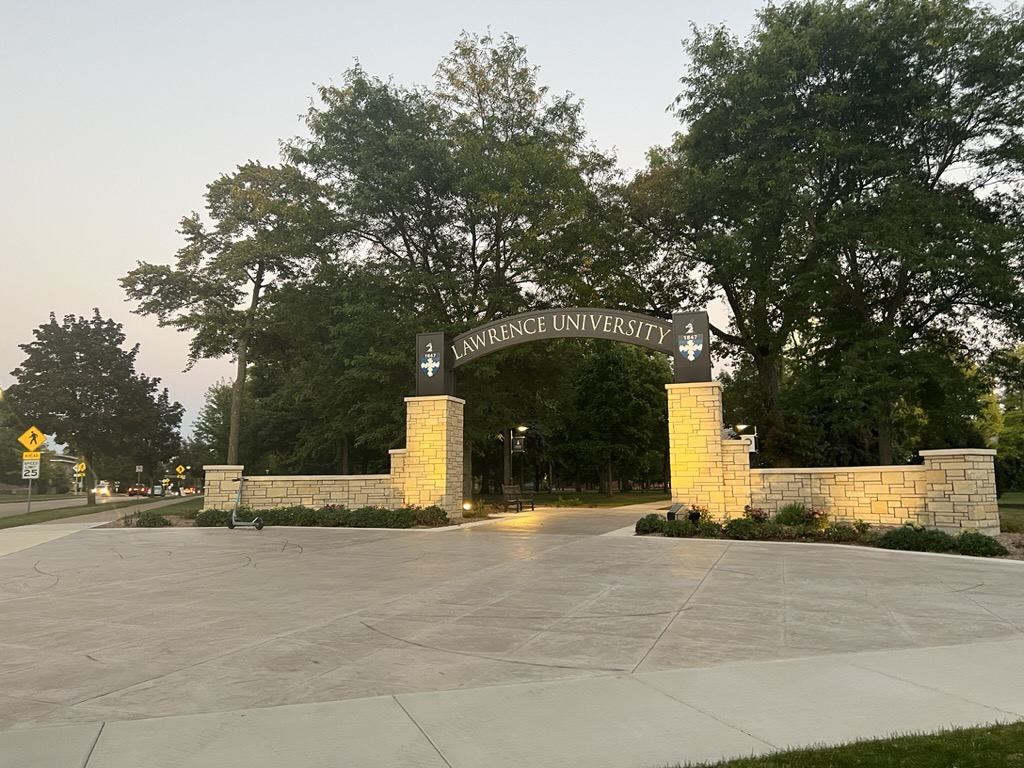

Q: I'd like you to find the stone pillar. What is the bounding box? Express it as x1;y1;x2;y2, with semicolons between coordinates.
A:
920;449;999;535
403;396;465;519
202;465;244;510
666;382;748;517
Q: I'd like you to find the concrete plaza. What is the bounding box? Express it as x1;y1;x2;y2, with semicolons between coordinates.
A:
1;504;1022;767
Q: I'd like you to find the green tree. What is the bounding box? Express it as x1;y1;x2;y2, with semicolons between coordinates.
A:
553;342;670;494
121;162;333;464
633;0;1024;465
289;31;617;329
6;311;183;495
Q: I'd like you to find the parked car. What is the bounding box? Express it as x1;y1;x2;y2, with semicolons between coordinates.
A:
126;483;148;497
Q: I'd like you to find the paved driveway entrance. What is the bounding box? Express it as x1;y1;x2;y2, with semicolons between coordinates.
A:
468;502;665;536
1;508;1022;767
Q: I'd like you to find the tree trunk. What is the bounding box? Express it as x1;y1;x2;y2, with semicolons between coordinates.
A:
751;350;792;467
227;270;264;465
877;415;894;466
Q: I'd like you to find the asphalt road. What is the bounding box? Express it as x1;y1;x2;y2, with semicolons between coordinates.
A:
0;493;183;520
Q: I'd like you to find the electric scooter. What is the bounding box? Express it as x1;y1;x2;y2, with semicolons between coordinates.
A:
227;476;263;530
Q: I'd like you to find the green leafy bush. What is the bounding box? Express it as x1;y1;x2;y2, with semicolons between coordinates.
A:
663;519;700;537
695;520;724;538
635;514;667;535
134;511;171;527
723;517;763;540
775;503;829;529
824;523;861;542
742;505;769;522
878;526;957;553
410;505;449;527
955;530;1009;557
196;509;231;527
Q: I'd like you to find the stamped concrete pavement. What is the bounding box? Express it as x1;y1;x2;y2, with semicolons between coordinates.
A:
0;506;1022;767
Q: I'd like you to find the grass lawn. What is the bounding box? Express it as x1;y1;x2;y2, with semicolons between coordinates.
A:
676;721;1024;767
0;496;204;530
472;489;671;510
0;492;83;504
999;490;1024;532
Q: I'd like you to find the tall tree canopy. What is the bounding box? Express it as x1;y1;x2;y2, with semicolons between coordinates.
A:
6;310;183;483
288;31;622;329
121;162;334;463
631;0;1024;465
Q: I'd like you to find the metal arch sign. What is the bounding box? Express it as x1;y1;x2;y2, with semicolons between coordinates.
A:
415;308;712;396
449;309;675;368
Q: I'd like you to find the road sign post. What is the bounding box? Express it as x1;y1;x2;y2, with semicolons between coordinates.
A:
16;429;46;516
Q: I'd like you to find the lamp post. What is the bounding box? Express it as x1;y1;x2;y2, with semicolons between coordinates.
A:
503;424;529;487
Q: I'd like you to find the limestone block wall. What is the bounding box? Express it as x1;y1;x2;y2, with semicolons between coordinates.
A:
750;466;928;527
666;382;728;510
401;395;464;517
203;398;466;520
721;439;753;514
921;449;999;534
749;449;999;534
202;465;403;511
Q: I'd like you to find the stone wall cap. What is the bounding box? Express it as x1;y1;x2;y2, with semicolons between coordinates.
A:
403;395;467;405
388;449;407;455
753;465;926;475
918;449;997;458
246;474;392;481
202;465;245;471
665;381;722;391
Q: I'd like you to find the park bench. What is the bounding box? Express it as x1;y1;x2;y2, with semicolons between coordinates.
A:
501;484;535;513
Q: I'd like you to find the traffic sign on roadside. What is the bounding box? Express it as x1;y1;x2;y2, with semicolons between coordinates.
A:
175;465;186;475
18;426;45;451
23;451;40;461
22;459;40;479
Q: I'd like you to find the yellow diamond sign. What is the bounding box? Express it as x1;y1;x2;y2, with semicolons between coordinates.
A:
18;426;45;451
175;465;186;475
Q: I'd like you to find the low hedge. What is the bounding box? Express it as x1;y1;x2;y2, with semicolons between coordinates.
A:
195;503;449;529
635;513;1008;557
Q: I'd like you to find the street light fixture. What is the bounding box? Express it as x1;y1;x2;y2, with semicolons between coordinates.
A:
735;424;758;453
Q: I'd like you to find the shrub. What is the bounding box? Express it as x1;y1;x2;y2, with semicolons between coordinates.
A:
878;526;957;553
853;519;872;534
695;520;724;538
955;530;1009;558
664;519;700;537
742;505;769;523
410;505;449;527
134;511;171;527
824;523;861;543
775;503;830;529
635;514;667;535
774;503;807;526
723;517;764;540
196;509;231;527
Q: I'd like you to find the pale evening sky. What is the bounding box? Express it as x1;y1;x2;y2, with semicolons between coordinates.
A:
2;0;768;435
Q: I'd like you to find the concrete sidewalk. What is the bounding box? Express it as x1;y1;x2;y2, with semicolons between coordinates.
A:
1;513;1021;767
